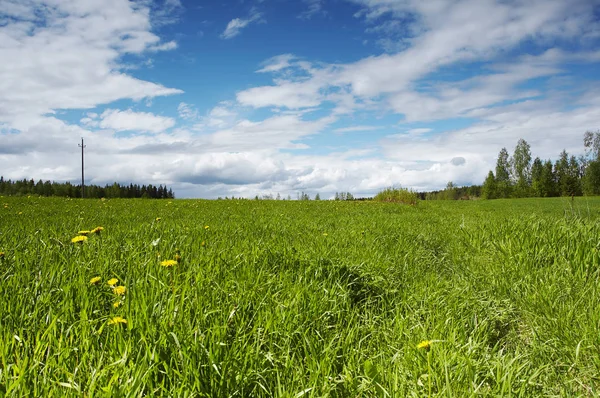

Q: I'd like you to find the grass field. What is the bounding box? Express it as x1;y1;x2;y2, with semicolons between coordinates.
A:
1;196;599;396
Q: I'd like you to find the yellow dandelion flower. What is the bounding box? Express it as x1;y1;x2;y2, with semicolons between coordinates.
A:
204;225;209;229
155;217;161;221
107;278;118;286
78;230;91;236
108;316;127;325
91;226;104;234
417;340;432;350
90;276;101;285
71;235;88;244
18;211;22;215
201;241;205;247
113;286;127;295
113;301;122;308
160;259;177;267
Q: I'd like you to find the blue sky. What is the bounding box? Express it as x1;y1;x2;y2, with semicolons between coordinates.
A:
1;0;599;198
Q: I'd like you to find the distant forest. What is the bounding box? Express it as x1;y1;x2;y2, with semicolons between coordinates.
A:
0;178;175;199
481;130;600;199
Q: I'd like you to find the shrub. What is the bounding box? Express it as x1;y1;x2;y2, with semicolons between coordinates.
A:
373;187;418;205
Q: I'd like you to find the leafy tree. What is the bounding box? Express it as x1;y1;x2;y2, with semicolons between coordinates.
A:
583;161;600;195
495;147;512;198
582;130;600;195
443;181;458;200
510;139;532;197
584;130;600;161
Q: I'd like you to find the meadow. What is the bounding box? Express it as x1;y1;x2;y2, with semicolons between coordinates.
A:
0;196;599;397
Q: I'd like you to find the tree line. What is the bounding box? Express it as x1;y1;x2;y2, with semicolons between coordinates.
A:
0;177;175;199
482;130;600;199
420;183;482;200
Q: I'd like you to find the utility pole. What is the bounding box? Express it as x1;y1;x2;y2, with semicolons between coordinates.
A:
78;138;86;198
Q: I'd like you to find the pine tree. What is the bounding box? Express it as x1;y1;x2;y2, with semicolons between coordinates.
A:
482;171;497;199
530;157;543;197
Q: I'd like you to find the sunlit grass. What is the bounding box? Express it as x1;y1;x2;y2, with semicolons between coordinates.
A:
0;196;599;396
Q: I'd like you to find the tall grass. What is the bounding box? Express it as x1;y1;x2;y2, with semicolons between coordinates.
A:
0;196;599;396
373;187;419;205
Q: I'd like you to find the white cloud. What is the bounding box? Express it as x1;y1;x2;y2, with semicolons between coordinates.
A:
238;0;599;117
334;125;384;133
150;40;178;51
299;0;325;20
177;102;199;120
405;128;432;135
191;102;239;130
257;54;297;73
207;113;336;151
0;0;182;129
221;10;263;39
97;109;176;133
237;79;325;109
1;0;599;199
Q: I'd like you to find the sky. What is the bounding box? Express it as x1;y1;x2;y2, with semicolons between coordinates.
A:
1;0;599;199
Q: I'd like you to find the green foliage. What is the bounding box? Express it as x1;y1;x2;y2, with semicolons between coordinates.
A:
0;177;174;199
583;161;600;195
334;192;354;201
373;187;418;204
1;197;600;395
583;129;600;161
482;132;599;200
495;148;513;198
510;139;532;197
482;171;497;199
425;185;481;200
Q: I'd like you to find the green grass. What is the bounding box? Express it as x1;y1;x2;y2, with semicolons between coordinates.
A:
1;196;599;396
